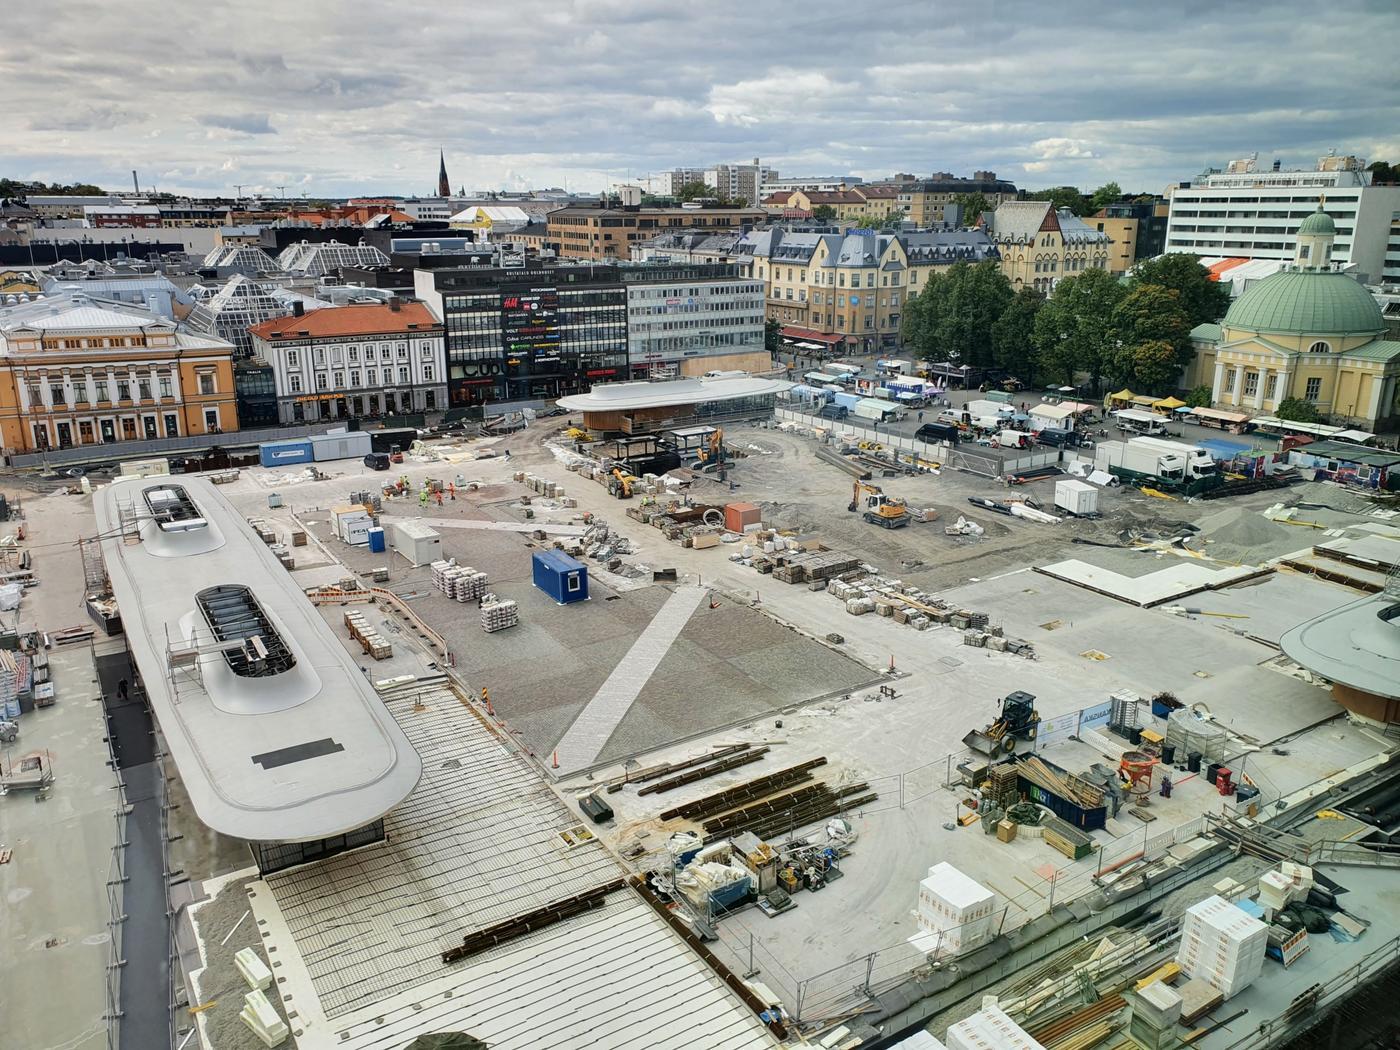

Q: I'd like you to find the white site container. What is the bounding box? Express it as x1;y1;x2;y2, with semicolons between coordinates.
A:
1054;479;1098;517
334;508;373;545
390;519;442;566
946;1004;1045;1050
309;429;372;463
917;862;996;956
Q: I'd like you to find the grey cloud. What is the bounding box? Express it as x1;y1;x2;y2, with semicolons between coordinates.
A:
29;105;143;132
4;0;1397;196
198;114;277;135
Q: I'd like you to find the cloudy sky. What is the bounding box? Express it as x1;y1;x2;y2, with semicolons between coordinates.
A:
5;0;1398;199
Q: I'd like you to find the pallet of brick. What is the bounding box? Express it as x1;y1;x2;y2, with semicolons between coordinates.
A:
481;599;519;633
1174;895;1267;999
946;1003;1044;1050
290;529;308;547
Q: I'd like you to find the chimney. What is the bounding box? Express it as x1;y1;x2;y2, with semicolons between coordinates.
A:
292;301;305;317
389;296;402;311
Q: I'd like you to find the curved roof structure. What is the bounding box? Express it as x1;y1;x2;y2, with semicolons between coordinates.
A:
1297;206;1336;237
1224;268;1386;336
95;476;421;841
556;374;793;412
1280;591;1400;702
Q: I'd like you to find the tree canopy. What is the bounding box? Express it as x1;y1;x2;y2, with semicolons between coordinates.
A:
1366;160;1398;185
1127;253;1231;327
811;204;837;221
990;287;1043;381
764;318;783;355
1031;268;1126;388
902;260;1012;369
1276;397;1322;423
1087;182;1122;213
1;178;106;197
951;193;992;222
1024;185;1089;216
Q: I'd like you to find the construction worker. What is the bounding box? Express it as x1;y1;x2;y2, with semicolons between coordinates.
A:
448;482;456;501
419;489;429;509
435;489;444;507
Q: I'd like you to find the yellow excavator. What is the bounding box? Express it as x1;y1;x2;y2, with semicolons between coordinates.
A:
849;480;910;529
607;467;637;499
693;427;727;472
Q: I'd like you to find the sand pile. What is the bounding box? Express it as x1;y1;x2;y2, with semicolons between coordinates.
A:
1196;507;1296;563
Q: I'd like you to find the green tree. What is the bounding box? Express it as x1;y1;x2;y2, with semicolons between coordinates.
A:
1127;254;1230;327
1276;397;1322;423
1185;384;1212;408
764;318;783;355
903;260;1013;368
1111;284;1193;386
991;287;1044;382
812;204;837;221
675;180;717;202
1031;268;1126;389
1024;185;1089;215
952;193;992;222
855;212;899;229
1119;339;1179;392
1088;182;1122;213
1366;160;1398;185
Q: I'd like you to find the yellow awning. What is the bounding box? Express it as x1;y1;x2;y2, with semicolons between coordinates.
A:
1154;396;1186;410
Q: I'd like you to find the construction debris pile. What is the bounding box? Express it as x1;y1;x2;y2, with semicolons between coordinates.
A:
725;529;1037;654
631;755;874;922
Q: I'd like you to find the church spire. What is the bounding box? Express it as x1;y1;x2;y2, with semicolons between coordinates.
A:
437;149;451;197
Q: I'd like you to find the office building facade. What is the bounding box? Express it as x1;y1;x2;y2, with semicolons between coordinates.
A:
416;261;766;404
1165;155;1400;284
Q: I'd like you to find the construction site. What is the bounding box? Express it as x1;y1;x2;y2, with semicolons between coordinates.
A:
4;401;1400;1050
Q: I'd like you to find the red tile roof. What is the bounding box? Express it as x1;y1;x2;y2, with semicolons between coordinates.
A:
857;185;899;199
249;302;440;341
762;191;796;205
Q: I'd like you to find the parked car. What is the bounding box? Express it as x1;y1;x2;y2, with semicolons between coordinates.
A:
364;452;391;471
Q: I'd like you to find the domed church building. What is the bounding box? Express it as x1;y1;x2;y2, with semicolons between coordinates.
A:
1186;205;1400;428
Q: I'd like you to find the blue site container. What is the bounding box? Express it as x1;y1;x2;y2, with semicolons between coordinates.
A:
259;439;314;468
532;549;589;605
367;527;386;553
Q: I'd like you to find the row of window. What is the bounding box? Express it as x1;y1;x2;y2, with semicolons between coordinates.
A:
761;267;894;289
26;372;217;406
30;407;222;450
286;364;431;394
284;342;411;368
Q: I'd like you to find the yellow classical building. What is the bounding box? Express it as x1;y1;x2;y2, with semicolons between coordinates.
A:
1186;207;1400;428
986;201;1113;293
0;293;238;454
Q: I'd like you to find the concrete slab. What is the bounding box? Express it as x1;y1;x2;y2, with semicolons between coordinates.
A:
1034;558;1269;607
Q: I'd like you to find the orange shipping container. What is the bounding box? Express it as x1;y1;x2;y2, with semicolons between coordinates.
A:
724;502;762;533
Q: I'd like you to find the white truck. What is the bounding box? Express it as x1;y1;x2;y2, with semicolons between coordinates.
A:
1094;437;1218;492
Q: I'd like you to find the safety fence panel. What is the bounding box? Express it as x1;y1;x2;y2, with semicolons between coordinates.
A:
1033;712;1080;750
1079;701;1112;732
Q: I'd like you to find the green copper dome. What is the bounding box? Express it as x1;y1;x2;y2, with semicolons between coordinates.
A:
1296;207;1335;236
1224;268;1384;336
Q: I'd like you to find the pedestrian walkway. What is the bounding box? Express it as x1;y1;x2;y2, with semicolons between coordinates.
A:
552;585;707;771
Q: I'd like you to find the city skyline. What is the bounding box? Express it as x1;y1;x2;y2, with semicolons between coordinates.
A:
4;0;1397;198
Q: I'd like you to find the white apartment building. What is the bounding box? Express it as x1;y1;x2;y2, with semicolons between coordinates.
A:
1165;155;1400;284
626;276;767;375
248;300;447;423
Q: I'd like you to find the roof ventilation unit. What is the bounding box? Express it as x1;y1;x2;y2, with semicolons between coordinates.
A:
196;585;297;678
143;484;208;533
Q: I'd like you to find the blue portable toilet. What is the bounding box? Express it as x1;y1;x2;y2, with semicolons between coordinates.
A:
367;527;386;553
532;549;588;605
259;439;314;468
